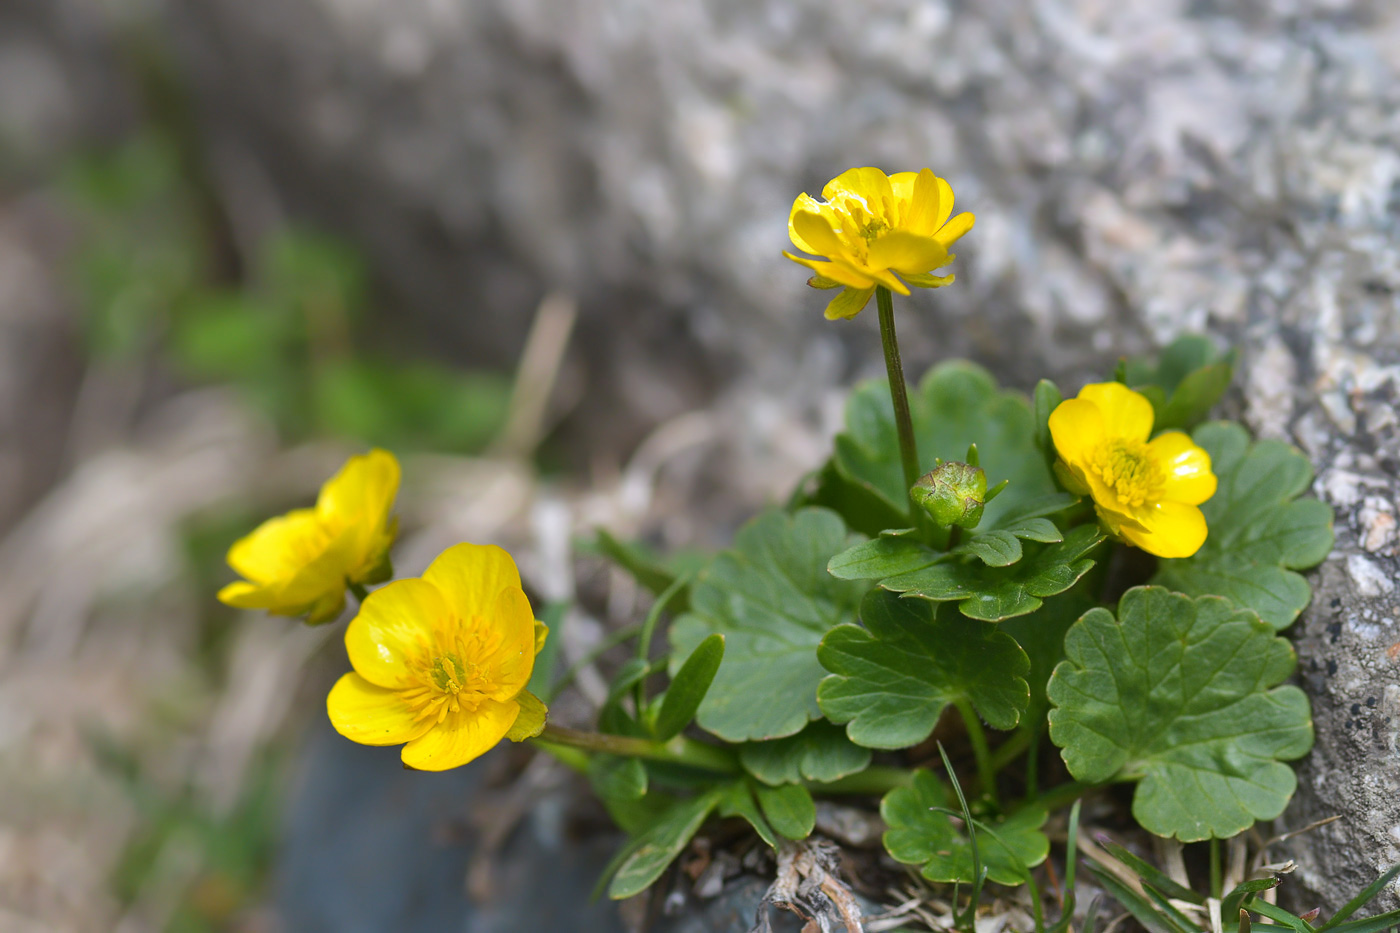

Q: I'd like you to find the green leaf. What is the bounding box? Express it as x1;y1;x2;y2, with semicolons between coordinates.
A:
1047;586;1314;841
999;587;1094;718
956;517;1063;567
1153;422;1334;629
754;783;816;840
1223;878;1282;919
1085;863;1193;933
1121;334;1235;431
609;790;721;899
811;362;1058;536
818;590;1030;748
716;782;778;848
1034;379;1064;462
590;755;649;802
830;523;1105;622
668;508;866;741
881;771;1049;885
652;633;724;741
738;720;872;785
505;689;547;741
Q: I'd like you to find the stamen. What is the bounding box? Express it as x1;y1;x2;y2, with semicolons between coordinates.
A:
1090;440;1162;508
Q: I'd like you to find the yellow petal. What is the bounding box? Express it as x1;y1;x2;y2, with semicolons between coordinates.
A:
317;449;401;565
226;509;327;584
327;672;431;746
344;578;449;688
1147;432;1218;506
867;230;949;275
1076;383;1155;443
1048;398;1107;467
400;699;519;771
790;210;846;261
533;620;549;654
822;167;895;213
901;169;947;236
1119;501;1209;558
932;176;956;228
824;286;875;320
781;251;876;289
421;542;523;623
935;212;975;246
787;193;825;254
483;586;538;700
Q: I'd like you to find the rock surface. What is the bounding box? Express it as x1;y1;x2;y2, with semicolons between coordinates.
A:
170;0;1400;912
11;0;1400;915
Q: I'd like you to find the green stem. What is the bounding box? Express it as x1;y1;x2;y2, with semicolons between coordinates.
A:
348;582;369;603
876;286;923;520
954;698;998;806
987;722;1034;775
1210;838;1222;899
634;575;689;713
805;765;918;796
532;739;590;774
536;724;739;774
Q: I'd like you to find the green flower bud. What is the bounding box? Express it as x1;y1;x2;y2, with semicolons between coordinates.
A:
911;461;988;529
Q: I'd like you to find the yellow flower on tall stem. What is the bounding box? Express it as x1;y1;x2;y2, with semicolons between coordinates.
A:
218;448;400;623
326;543;548;771
783;166;974;320
1049;383;1218;558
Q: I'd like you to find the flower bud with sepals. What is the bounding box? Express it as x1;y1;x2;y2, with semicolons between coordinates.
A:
911;453;1006;530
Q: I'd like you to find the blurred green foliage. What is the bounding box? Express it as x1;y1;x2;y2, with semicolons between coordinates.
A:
61;129;512;453
95;726;284;933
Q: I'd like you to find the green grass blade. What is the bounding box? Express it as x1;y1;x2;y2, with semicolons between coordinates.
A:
1317;867;1400;932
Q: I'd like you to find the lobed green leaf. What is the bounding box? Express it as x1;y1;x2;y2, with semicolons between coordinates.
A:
818;590;1030;748
738;720;872;785
668;508;866;742
881;771;1049;885
830;523;1105;622
1047;586;1314;841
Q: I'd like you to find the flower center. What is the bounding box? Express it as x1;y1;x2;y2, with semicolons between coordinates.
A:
1090;440;1162;508
398;621;504;724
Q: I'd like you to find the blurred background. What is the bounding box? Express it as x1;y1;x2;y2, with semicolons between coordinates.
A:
2;0;1399;930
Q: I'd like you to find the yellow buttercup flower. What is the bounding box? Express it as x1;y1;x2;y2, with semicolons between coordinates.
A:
326;543;548;771
218;449;400;624
783;166;975;320
1049;383;1217;558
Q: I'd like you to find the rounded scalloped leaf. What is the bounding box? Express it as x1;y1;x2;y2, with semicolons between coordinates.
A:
1047;586;1313;841
817;589;1030;748
668;508;866;742
881;771;1049;885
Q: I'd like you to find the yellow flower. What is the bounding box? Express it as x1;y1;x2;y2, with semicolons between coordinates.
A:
1049;383;1218;558
326;543;548;771
218;449;400;624
783;166;975;320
